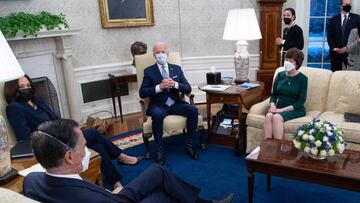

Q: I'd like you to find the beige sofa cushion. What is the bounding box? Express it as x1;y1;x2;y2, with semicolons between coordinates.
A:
283;111;322;133
247;66;330;133
298;67;332;112
0;188;39;203
246;111;321;133
326;71;360;111
318;111;360;144
143;115;204;135
272;67;332;112
247;67;360;152
246;114;265;129
335;79;360;114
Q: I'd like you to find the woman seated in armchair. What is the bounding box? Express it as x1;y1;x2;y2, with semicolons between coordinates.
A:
264;48;308;139
4;75;144;190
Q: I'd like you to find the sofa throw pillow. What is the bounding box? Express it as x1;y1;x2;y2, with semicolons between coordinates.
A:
335;79;360;114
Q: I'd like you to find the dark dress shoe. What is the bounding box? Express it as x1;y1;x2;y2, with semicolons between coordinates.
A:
117;156;144;166
155;152;165;165
186;147;199;160
212;193;235;203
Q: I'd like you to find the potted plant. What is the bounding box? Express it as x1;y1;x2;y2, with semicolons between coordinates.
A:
0;11;69;38
293;118;346;159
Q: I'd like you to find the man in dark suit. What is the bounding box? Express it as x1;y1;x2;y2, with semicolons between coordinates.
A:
24;119;234;203
139;42;199;165
327;0;359;72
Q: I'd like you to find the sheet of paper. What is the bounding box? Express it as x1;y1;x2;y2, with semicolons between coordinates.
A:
19;163;45;177
246;146;260;160
201;85;230;92
222;118;232;125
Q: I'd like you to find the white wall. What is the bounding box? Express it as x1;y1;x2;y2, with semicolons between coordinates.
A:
0;0;267;122
353;1;360;13
73;54;259;122
0;0;261;68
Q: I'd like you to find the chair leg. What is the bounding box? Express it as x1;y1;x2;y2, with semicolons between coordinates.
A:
143;133;151;159
199;126;207;150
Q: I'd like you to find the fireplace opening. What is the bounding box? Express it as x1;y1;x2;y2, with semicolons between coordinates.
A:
31;77;61;117
81;79;129;103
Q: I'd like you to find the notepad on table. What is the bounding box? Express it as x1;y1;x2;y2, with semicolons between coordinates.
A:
201;85;230;92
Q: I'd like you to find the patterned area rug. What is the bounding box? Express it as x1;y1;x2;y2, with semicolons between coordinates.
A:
111;129;183;150
111;121;207;150
110;129;145;150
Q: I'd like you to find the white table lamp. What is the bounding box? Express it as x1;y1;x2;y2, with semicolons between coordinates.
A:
223;8;262;84
0;30;24;184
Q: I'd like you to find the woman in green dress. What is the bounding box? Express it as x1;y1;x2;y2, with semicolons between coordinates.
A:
264;48;308;139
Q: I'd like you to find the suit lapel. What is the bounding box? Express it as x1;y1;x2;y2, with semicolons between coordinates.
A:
168;63;174;79
337;14;342;29
155;63;162;77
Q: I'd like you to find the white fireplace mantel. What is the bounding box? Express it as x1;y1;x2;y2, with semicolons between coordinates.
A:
6;29;81;42
7;29;82;121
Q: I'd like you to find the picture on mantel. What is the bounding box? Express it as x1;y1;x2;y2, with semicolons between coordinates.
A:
99;0;154;28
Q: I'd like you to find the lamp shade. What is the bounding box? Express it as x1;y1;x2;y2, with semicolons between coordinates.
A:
0;30;24;82
223;8;262;41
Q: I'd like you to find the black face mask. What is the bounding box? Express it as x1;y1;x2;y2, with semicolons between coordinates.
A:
17;88;34;102
343;5;352;13
283;18;292;25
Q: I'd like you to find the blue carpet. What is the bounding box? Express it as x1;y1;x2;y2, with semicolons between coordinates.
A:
108;133;360;203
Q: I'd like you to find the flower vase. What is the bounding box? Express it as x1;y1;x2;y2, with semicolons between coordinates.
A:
309;154;326;160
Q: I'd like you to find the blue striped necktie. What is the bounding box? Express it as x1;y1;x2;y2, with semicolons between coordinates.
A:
161;66;174;106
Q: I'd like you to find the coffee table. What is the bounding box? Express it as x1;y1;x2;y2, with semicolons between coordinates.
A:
245;139;360;203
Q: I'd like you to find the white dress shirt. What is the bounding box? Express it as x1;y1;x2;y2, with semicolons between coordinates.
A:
155;63;179;93
46;171;83;180
341;12;349;27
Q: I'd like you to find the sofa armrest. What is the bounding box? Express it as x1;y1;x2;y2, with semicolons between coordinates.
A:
249;98;270;115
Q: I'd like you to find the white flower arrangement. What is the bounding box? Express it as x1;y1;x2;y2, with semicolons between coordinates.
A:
293;118;346;159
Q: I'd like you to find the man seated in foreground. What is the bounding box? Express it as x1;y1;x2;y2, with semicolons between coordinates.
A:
24;119;234;203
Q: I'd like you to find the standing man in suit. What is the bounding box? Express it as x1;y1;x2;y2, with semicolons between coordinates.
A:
327;0;359;72
24;119;234;203
139;42;199;165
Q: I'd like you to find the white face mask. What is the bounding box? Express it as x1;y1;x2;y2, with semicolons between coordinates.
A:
81;146;91;172
38;131;91;173
155;53;167;65
284;61;295;72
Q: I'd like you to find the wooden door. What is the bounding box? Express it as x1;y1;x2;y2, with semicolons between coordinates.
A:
257;0;286;98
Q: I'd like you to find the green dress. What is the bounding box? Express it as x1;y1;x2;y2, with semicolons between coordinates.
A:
270;71;308;121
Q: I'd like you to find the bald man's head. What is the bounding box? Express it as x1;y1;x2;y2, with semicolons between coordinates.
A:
153;42;169;65
341;0;351;6
153;42;168;54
